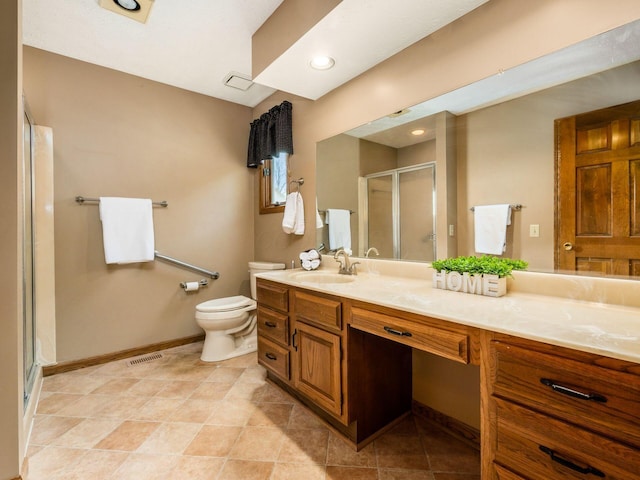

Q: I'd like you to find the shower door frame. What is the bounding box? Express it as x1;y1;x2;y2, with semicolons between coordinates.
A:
359;162;437;261
23;99;37;407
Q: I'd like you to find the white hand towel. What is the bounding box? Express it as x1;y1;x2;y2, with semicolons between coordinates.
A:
99;197;155;264
282;193;297;234
282;192;305;235
315;198;324;229
294;192;305;235
473;204;512;255
325;209;352;251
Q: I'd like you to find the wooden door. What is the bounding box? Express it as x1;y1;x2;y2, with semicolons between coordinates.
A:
293;321;342;417
556;100;640;276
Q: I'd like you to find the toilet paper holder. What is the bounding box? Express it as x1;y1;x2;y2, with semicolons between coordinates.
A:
180;279;209;291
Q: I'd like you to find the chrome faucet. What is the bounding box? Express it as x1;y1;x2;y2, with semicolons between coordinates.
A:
365;247;379;258
334;248;360;275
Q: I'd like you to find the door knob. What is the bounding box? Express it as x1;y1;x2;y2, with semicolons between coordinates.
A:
563;242;573;251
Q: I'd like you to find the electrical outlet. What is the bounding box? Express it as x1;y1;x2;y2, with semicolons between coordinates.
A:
529;224;540;237
449;224;455;237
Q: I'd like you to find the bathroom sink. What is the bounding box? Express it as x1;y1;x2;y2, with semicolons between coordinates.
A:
292;272;357;284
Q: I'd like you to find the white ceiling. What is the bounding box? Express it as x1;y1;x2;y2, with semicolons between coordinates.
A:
22;0;487;107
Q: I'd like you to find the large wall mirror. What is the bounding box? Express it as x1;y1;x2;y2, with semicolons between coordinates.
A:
316;20;640;279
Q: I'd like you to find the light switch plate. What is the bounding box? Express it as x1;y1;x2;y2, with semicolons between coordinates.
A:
529;224;540;237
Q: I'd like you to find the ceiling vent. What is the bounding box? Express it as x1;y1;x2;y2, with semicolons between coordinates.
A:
98;0;154;24
387;109;411;118
223;72;254;91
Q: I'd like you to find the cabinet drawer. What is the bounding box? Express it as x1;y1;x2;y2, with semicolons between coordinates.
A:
492;341;640;447
494;398;640;480
294;290;342;332
493;464;526;480
350;306;469;364
257;306;289;346
256;281;289;312
258;337;290;380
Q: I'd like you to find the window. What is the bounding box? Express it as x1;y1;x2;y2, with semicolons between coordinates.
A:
259;152;288;214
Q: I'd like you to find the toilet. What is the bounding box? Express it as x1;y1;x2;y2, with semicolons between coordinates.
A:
195;261;285;362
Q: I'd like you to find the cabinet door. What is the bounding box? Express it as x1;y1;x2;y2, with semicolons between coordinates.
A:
293;321;342;417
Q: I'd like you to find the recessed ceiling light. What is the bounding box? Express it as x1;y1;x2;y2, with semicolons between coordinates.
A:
411;129;425;136
99;0;153;23
113;0;140;11
310;55;335;70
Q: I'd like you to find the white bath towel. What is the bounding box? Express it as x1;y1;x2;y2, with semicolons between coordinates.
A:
282;192;305;235
325;209;351;251
99;197;155;264
474;204;512;255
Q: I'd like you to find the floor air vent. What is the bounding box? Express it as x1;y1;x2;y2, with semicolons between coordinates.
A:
126;352;163;366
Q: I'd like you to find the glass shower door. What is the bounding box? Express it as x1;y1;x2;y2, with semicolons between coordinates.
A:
23;104;37;406
364;163;436;261
399;165;436;261
366;174;394;258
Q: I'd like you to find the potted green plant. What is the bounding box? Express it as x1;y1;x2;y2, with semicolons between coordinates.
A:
431;255;528;297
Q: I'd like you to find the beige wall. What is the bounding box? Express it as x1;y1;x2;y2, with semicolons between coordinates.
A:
253;1;640;429
316;134;360;254
23;47;255;363
0;0;24;477
398;141;435;168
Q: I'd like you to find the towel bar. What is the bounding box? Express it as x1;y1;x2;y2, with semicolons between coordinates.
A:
319;209;355;214
75;196;168;207
470;204;522;212
154;251;219;279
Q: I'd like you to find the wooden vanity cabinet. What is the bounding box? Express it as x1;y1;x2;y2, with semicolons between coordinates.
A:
256;278;413;447
256;280;290;381
486;334;640;480
257;279;350;426
291;289;344;419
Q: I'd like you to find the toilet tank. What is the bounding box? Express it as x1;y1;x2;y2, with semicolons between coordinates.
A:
248;261;286;299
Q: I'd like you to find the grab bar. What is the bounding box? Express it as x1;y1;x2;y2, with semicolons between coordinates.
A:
154;251;220;279
76;196;168;207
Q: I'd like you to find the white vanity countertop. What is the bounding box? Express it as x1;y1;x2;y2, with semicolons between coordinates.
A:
256;268;640;364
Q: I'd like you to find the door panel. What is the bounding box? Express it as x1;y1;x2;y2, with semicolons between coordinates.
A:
556;100;640;277
293;322;342;417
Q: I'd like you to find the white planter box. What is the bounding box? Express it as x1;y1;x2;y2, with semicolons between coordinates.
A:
432;271;507;297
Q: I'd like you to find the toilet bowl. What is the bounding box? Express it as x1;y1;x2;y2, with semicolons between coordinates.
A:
195;261;285;362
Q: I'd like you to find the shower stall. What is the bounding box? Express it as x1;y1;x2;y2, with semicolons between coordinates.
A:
360;163;436;261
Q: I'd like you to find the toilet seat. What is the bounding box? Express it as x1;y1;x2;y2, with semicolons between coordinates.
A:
196;295;256;313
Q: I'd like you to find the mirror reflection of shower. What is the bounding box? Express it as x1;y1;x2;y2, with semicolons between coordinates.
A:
360;163;436;261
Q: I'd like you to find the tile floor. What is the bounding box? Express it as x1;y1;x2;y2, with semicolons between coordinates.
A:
25;342;480;479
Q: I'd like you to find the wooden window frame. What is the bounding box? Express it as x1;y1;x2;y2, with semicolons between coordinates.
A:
259;157;287;215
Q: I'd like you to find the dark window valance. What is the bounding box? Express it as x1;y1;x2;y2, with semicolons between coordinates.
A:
247;100;293;168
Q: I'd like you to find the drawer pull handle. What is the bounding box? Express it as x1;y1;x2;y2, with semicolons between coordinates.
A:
383;326;413;337
540;378;607;403
264;321;277;328
265;352;277;361
539;446;605;477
